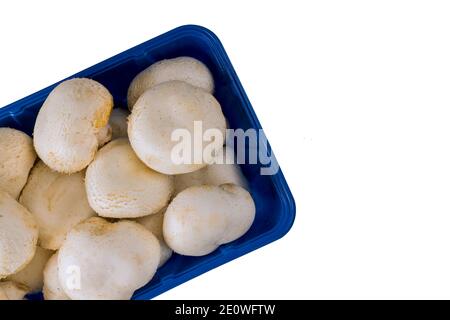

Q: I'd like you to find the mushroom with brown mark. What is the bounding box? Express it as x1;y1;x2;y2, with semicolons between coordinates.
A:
33;78;113;173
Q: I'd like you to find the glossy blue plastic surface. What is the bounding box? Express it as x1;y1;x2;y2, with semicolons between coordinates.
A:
0;25;296;300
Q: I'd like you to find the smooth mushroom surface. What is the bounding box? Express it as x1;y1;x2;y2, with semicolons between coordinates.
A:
0;191;38;279
129;81;226;175
19;161;96;250
86;138;173;218
34;78;113;173
174;146;248;195
163;184;255;256
58;217;160;300
127;56;214;110
43;252;70;300
0;281;29;300
0;128;37;199
8;246;52;293
137;208;173;267
109;108;129;139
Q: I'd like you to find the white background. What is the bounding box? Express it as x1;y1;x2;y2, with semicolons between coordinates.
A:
1;0;450;299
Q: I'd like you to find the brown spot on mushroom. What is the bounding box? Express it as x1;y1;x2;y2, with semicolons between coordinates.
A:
33;78;114;174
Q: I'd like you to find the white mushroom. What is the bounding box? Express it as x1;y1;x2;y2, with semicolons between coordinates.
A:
174;146;248;195
129;81;226;175
33;78;113;173
7;246;52;293
43;252;70;300
58;217;160;300
163;184;255;256
0;281;29;300
127;56;214;110
0;191;38;279
95;124;112;147
137;209;172;267
85;138;174;218
109;108;129;139
19;161;96;250
0;128;37;199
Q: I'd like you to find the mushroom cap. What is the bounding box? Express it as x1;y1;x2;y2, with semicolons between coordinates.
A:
0;128;37;199
19;161;96;250
137;209;173;267
129;81;226;175
58;217;160;300
86;139;174;218
127;56;214;109
95;124;112;147
7;246;52;293
43;252;70;300
33;78;113;173
0;281;29;300
109;108;129;139
0;191;38;278
163;184;255;256
174;146;248;195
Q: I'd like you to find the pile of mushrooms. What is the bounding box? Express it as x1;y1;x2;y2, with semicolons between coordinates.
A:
0;57;255;300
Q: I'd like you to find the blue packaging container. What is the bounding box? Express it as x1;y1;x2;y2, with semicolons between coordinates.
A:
0;25;296;300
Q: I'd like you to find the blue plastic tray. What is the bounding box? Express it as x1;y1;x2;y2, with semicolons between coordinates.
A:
0;25;296;300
